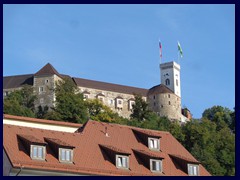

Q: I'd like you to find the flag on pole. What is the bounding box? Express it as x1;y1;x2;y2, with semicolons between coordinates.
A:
159;40;162;58
178;41;183;58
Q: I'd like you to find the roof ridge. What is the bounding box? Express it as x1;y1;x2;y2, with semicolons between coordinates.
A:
72;77;148;91
34;63;62;77
3;74;34;78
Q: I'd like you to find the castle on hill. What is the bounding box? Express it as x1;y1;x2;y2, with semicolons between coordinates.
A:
3;61;191;123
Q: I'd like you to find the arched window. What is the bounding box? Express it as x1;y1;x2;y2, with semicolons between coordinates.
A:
165;79;170;86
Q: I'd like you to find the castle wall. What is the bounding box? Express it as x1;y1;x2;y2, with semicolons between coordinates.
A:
78;86;147;118
148;93;182;121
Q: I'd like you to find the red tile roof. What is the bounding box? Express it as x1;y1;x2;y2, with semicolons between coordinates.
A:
3;117;211;176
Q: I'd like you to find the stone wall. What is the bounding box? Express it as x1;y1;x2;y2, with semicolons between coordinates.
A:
78;86;147;118
148;93;182;121
33;75;62;109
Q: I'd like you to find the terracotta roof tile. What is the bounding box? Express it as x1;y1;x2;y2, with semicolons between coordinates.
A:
17;134;47;145
3;117;211;176
99;144;131;155
44;137;75;148
133;149;165;159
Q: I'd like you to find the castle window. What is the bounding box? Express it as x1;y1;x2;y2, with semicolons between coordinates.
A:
128;100;135;111
165;79;170;86
161;105;163;108
176;79;178;86
154;102;156;106
169;101;171;105
31;145;46;160
45;79;49;84
168;94;170;98
83;94;89;100
188;164;199;176
40;98;44;104
148;138;160;151
116;155;129;169
39;86;44;93
150;159;162;173
59;148;73;163
153;95;155;99
109;99;114;105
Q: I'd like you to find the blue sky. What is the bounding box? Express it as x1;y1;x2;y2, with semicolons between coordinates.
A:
3;4;235;118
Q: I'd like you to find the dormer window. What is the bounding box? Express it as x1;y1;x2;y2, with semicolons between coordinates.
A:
128;99;135;111
30;145;46;160
115;97;123;109
188;164;199;176
150;159;162;173
148;137;160;151
116;155;129;169
59;148;73;163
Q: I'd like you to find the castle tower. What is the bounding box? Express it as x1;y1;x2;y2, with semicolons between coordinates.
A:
160;61;181;97
33;63;63;109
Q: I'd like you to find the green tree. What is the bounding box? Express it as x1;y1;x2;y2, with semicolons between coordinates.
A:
3;85;36;117
45;77;88;123
85;99;120;122
130;94;152;121
202;105;234;132
182;117;235;176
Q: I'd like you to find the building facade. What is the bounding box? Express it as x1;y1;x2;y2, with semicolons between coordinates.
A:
3;62;190;123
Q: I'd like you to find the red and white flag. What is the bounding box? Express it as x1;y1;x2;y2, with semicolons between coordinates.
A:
159;40;162;58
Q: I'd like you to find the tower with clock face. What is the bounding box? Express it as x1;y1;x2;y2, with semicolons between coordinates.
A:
160;61;181;97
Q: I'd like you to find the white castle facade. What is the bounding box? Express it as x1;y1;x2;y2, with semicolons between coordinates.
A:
3;61;191;123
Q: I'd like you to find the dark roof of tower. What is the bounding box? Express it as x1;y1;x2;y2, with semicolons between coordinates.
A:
147;84;174;96
34;63;62;77
73;77;148;96
3;74;34;89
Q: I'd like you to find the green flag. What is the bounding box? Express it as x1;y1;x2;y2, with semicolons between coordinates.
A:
178;41;183;58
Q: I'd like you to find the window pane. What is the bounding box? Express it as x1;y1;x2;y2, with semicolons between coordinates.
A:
117;157;122;167
66;150;71;161
156;161;160;171
122;157;127;168
189;166;193;175
38;147;43;158
193;166;197;175
33;146;37;157
152;161;156;170
153;140;158;149
61;149;66;161
149;139;154;148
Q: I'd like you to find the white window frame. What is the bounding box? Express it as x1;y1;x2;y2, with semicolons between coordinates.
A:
59;148;73;163
30;145;46;160
188;164;199;176
129;100;135;110
116;155;129;169
83;94;89;100
39;86;44;93
148;137;160;151
150;159;162;173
